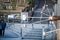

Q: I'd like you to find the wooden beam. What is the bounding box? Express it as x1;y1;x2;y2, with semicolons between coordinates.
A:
0;7;25;13
0;10;22;13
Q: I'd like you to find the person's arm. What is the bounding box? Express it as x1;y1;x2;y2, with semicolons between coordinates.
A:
5;23;6;27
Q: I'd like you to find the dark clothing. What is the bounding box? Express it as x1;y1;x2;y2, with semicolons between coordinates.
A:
2;22;6;36
0;22;6;36
0;23;3;29
0;23;3;36
0;29;2;36
0;22;6;30
2;22;6;30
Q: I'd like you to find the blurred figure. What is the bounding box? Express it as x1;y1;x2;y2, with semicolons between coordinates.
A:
1;19;6;36
34;0;40;8
0;19;2;36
